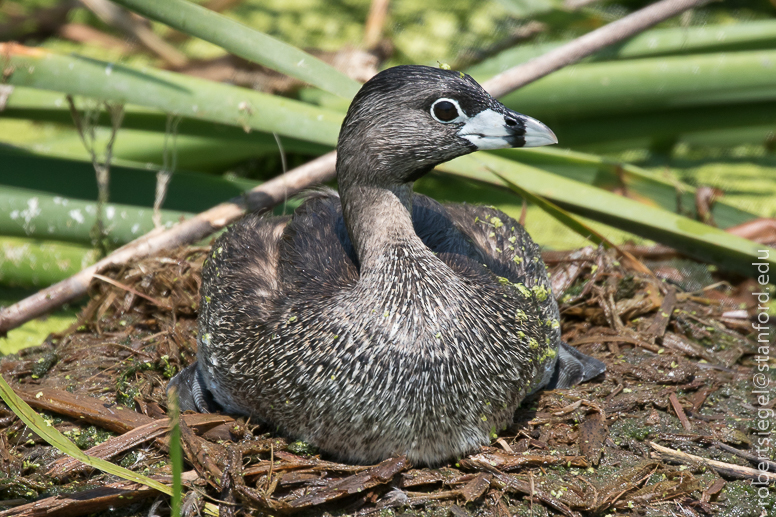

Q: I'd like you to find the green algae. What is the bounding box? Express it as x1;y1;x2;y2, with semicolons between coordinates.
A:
73;425;115;450
718;481;776;517
531;284;550;302
489;216;504;228
119;451;142;468
287;440;319;457
30;352;58;379
514;283;531;297
617;419;651;442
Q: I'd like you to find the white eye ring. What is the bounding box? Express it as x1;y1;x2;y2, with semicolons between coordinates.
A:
430;98;466;124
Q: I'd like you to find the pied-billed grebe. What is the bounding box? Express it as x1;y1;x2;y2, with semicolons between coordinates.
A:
170;65;605;465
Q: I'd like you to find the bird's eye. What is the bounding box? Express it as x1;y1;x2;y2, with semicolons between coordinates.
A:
432;99;460;122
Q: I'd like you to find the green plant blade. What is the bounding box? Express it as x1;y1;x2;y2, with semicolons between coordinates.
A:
13;126;276;173
540;100;776;151
167;390;183;517
10;77;773;159
0;236;97;288
494;175;611;250
468;20;776;78
494;0;561;18
2;80;760;238
499;50;776;120
2;45;343;146
491;147;758;230
0;146;258;212
0;185;193;246
110;0;360;99
0;374;172;494
3;87;333;155
0;86;764;235
438;153;774;277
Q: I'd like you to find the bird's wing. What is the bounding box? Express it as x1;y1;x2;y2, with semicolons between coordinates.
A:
424;198;605;389
412;194;546;290
275;189;359;298
199;210;291;327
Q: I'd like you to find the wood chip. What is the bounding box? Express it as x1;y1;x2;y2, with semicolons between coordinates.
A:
179;416;226;489
400;469;453;488
289;456;409;508
570;334;660;353
578;412;607;466
485;467;582;517
661;332;715;362
460;472;492;503
646;287;676;338
668;392;693;431
700;478;725;503
0;471;201;517
46;413;232;480
461;451;588;471
18;387;151;433
549;247;595;297
496;438;513;453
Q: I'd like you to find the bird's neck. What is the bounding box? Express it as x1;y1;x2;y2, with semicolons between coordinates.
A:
340;183;428;275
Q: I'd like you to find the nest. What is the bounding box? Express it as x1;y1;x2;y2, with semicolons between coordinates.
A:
0;245;772;517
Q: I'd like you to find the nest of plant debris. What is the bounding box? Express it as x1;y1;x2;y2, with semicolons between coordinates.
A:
0;245;772;517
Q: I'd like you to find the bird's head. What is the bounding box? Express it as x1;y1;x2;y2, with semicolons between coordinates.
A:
336;65;556;189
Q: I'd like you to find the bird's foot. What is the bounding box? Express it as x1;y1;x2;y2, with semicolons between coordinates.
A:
167;362;220;413
546;341;606;390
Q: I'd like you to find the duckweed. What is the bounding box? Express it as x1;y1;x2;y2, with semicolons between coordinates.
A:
531;284;550;302
288;440;319;456
489;216;503;228
31;353;58;379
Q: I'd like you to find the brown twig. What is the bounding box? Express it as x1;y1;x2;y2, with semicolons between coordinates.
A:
92;273;170;309
57;23;136;53
569;335;660;353
363;0;391;49
266;442;274;492
713;442;776;473
288;456;409;508
47;418;172;480
219;447;242;517
481;464;581;517
518;198;527;227
668;393;693;431
649;442;776;482
178;416;226;489
0;85;14;111
0;471;201;517
0;479;158;517
66;95;125;254
646;288;676;339
484;0;711;98
17;386;231;436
